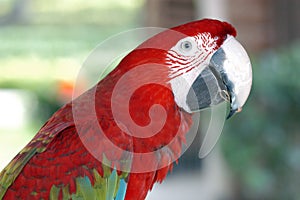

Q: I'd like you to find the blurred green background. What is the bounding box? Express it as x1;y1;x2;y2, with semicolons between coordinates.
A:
0;0;299;199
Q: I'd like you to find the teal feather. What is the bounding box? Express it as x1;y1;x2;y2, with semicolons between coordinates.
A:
72;176;96;200
49;156;129;200
48;170;128;200
115;179;127;200
106;169;118;200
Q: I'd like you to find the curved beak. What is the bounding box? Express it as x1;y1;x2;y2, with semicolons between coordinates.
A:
186;36;252;119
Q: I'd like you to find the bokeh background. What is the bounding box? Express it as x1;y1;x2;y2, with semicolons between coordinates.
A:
0;0;299;199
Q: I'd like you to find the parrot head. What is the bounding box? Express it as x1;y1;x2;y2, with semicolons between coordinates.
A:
129;19;252;118
109;19;252;123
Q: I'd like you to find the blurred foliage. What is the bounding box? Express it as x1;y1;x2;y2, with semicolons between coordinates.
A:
0;0;143;25
222;41;300;199
0;0;143;124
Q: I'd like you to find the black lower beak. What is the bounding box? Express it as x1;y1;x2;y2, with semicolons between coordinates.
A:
186;66;229;112
186;47;236;118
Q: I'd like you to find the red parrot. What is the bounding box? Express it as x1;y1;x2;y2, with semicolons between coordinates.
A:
0;19;252;200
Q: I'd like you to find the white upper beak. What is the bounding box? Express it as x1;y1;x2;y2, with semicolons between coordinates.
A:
217;36;252;117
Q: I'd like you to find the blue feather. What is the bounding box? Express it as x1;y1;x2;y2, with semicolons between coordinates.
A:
107;169;118;200
115;179;127;200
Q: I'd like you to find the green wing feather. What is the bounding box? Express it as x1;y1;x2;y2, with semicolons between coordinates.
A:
0;148;37;199
0;121;72;199
48;168;127;200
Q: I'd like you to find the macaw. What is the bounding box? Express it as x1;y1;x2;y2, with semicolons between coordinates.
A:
0;19;252;200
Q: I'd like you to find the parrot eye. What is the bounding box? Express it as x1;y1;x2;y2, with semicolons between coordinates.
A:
180;41;193;52
170;37;197;56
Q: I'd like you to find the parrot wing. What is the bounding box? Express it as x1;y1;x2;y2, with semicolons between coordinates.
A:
0;102;74;199
0;54;132;199
0;98;130;200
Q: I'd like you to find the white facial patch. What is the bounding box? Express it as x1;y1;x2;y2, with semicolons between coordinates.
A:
166;33;218;112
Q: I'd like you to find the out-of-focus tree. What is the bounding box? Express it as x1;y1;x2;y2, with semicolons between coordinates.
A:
144;0;195;27
0;0;32;25
223;43;300;199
